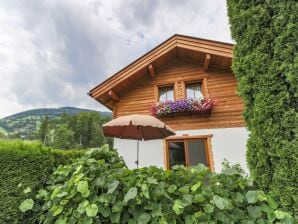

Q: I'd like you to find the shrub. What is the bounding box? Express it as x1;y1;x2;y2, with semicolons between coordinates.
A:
0;140;84;223
23;145;294;223
227;0;297;215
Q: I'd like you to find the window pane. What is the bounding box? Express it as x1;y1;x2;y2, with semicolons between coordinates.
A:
168;141;185;168
159;88;167;102
166;88;174;101
187;140;208;166
159;86;174;101
186;83;203;99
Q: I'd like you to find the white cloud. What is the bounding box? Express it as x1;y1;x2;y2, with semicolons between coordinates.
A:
0;0;232;118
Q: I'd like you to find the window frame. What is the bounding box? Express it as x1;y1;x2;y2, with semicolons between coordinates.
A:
155;84;176;102
158;85;176;102
164;134;214;171
185;81;203;99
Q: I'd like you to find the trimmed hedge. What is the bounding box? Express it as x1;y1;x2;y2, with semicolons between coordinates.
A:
227;0;297;215
0;140;84;223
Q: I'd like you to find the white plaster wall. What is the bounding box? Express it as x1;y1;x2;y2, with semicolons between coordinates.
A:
114;127;249;173
114;139;164;168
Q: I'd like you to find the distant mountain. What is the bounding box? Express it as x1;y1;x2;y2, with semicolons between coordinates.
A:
0;107;111;136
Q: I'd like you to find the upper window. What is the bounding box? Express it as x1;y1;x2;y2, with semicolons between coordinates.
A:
186;82;203;99
159;86;174;102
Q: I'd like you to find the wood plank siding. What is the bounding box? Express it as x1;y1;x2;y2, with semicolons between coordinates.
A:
115;58;245;130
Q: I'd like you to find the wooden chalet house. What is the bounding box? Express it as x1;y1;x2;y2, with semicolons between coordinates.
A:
89;35;248;172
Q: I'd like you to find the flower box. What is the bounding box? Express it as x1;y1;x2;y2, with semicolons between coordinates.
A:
149;98;214;117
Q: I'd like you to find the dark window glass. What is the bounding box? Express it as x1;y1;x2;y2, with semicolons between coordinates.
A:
168;141;185;168
187;140;208;166
168;139;208;168
159;86;174;102
186;83;203;99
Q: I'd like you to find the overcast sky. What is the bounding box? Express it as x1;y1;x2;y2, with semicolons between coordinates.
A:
0;0;233;118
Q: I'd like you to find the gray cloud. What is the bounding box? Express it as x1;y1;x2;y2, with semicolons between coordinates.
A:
0;0;232;118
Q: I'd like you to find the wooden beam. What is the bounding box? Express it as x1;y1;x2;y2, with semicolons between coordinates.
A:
112;103;117;118
202;78;209;98
204;54;211;72
108;90;119;102
148;64;155;79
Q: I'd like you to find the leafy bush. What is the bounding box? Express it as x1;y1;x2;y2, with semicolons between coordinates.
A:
23;145;293;223
227;0;297;215
0;140;84;223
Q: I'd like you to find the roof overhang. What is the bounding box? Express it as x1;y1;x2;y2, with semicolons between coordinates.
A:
88;34;234;110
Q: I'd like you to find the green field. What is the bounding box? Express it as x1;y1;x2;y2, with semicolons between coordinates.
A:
0;126;7;136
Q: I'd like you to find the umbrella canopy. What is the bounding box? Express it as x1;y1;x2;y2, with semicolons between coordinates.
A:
103;114;175;140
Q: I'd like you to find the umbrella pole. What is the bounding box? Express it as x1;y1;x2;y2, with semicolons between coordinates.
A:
135;139;139;168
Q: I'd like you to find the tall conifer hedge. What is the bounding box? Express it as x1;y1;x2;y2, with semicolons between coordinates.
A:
227;0;297;213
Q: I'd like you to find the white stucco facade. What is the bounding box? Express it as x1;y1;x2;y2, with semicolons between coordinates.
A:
114;127;249;173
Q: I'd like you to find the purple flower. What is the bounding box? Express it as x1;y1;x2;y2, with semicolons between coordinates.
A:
150;98;214;116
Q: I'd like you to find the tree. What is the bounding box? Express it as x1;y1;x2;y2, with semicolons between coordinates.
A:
227;0;297;212
76;113;91;147
38;116;49;144
90;121;105;148
53;124;75;149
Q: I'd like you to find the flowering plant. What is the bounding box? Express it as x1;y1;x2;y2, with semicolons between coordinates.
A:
149;98;214;117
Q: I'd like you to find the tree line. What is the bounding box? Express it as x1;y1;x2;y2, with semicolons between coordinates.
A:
38;112;112;149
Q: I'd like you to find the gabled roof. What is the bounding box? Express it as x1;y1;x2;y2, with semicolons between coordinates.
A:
89;34;234;110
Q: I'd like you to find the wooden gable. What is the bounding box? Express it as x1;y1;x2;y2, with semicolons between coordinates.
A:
89;35;244;130
89;35;234;110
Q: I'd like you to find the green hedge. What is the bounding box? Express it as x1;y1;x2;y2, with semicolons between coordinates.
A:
0;140;84;223
227;0;297;215
23;146;294;223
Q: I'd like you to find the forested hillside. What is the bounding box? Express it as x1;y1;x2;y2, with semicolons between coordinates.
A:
0;107;111;138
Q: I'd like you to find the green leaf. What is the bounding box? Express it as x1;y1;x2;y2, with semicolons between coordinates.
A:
23;187;31;194
267;196;278;209
37;189;48;199
94;177;106;187
77;180;90;197
77;200;88;214
247;205;262;219
185;215;194;224
141;184;150;199
112;201;124;212
191;182;201;192
86;204;98;217
124;187;138;203
167;184;177;193
99;206;110;217
138;212;151;224
107;180;119;194
172;200;185;215
19;198;34;212
82;216;93;224
274;210;289;220
55;216;67;224
246;190;258;204
213;195;231;210
52;205;63;216
178;186;189;194
204;204;214;213
147;177;158;184
110;212;121;223
222;167;238;175
235;192;244;204
152;203;162;217
193;194;205;203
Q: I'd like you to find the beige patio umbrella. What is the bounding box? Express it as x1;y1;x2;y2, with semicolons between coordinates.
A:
103;114;175;167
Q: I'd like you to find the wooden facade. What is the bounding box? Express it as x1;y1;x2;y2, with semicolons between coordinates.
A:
89;35;245;131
